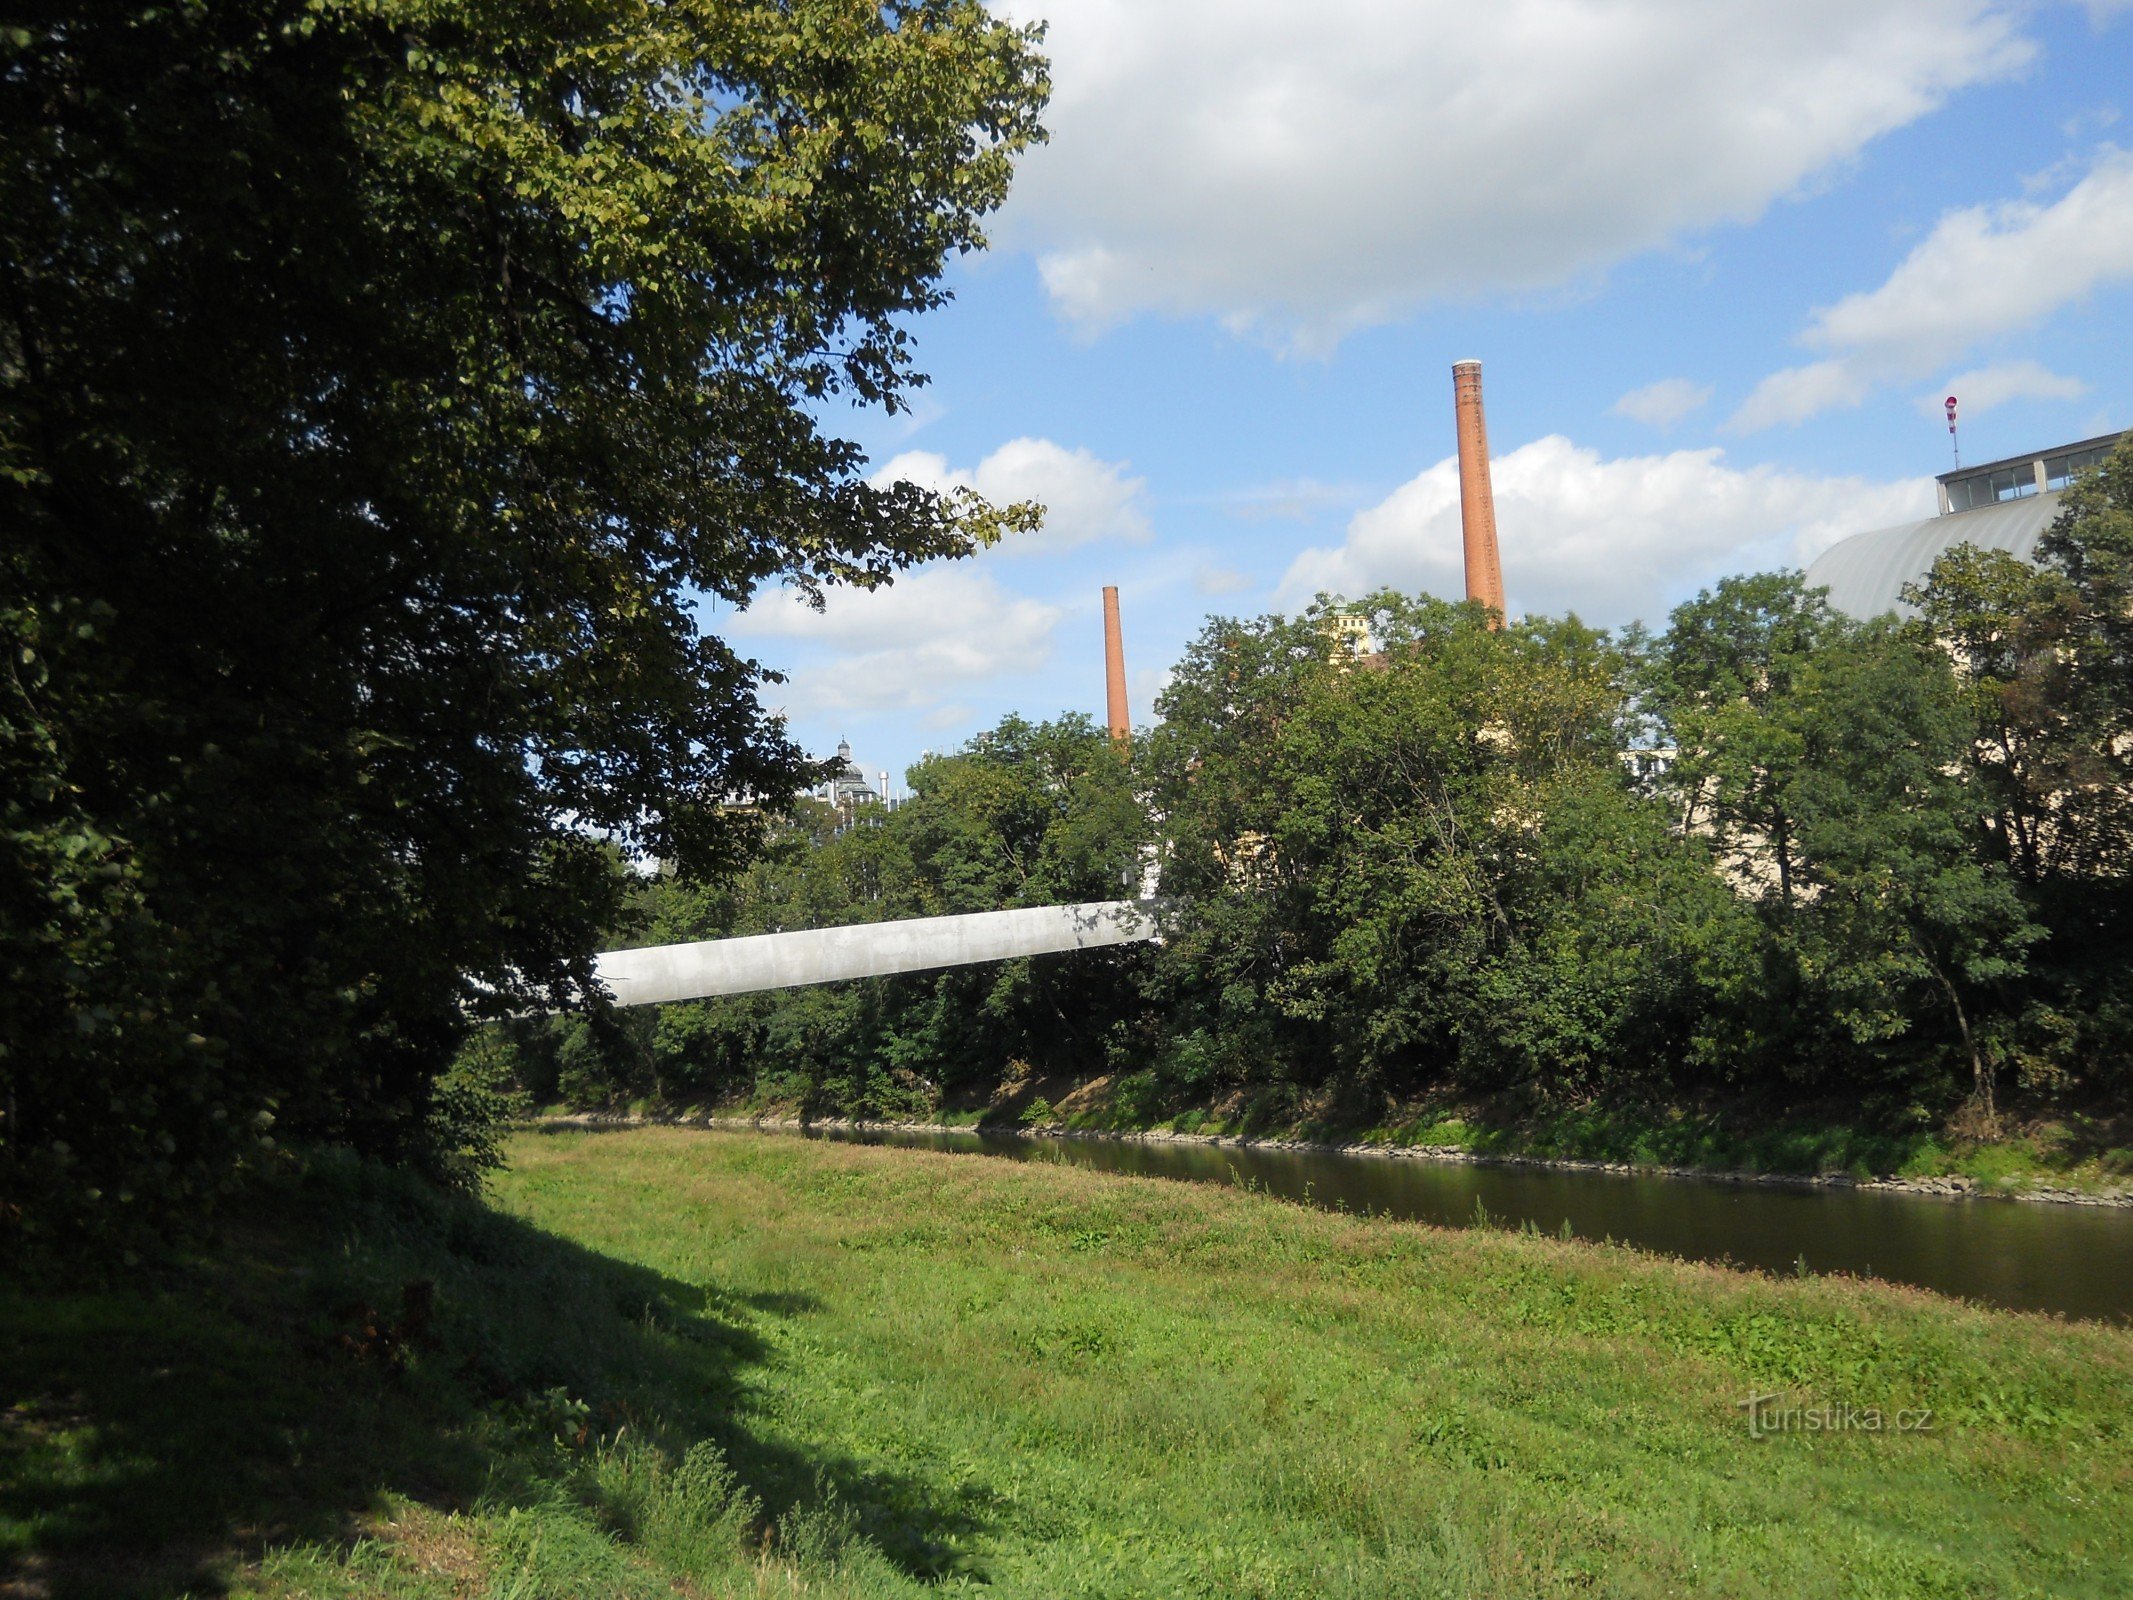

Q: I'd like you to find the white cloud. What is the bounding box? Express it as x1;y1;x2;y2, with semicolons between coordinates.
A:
729;566;1064;715
1916;360;2090;419
997;0;2028;348
1806;148;2133;365
871;437;1149;554
1731;147;2133;429
1611;378;1715;428
1278;435;1934;626
1727;359;1875;433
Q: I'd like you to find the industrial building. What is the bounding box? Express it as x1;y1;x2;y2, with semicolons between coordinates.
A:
1806;430;2125;619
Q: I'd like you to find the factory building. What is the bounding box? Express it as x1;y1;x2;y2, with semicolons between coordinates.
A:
1806;430;2124;619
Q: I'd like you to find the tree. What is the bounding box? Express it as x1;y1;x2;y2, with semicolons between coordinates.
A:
1777;622;2041;1115
1905;545;2079;886
0;0;1048;1245
1639;572;1840;907
513;713;1152;1117
1905;437;2133;1096
1146;592;1733;1109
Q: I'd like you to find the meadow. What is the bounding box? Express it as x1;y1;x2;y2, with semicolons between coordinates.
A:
5;1127;2132;1597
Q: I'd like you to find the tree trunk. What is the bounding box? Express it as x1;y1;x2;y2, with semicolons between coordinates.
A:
1919;937;1993;1120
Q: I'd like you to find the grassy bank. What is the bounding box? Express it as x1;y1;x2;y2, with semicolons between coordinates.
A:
1241;1100;2133;1194
607;1081;2133;1195
934;1076;2133;1193
6;1128;2133;1596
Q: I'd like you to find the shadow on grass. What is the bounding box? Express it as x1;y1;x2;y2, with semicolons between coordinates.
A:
0;1152;992;1597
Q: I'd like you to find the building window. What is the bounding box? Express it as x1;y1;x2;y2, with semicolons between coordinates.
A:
1947;467;2036;511
2044;446;2111;491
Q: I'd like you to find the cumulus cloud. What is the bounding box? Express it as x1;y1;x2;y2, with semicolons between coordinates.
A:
871;437;1150;554
1278;436;1934;627
996;0;2027;348
1916;360;2090;419
1611;378;1715;428
1726;359;1876;433
729;567;1064;715
1731;147;2133;429
1806;148;2133;365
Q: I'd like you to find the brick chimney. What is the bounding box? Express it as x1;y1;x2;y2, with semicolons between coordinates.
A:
1102;586;1130;745
1453;360;1506;625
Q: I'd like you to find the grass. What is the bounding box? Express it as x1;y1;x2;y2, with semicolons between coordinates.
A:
6;1128;2132;1597
1356;1103;2133;1192
1022;1083;2133;1193
675;1069;2133;1194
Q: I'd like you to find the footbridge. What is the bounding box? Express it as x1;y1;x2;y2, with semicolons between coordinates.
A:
593;899;1160;1007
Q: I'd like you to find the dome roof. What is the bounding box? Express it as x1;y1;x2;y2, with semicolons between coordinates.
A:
1804;491;2067;620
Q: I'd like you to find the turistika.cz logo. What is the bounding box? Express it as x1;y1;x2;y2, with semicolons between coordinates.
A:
1738;1392;1936;1440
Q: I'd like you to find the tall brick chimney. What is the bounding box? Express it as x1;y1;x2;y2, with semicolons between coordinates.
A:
1102;585;1130;745
1452;360;1506;625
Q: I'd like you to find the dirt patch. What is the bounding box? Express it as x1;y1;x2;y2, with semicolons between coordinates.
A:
1053;1075;1116;1119
368;1504;486;1597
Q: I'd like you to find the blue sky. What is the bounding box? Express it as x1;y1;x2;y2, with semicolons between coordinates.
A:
716;0;2133;792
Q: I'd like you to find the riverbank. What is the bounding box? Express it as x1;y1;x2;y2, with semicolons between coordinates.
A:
539;1105;2133;1208
9;1128;2132;1596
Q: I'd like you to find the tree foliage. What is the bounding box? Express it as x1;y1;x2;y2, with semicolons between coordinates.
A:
1905;439;2133;1096
1140;595;1743;1116
0;0;1047;1246
541;445;2133;1133
515;714;1153;1117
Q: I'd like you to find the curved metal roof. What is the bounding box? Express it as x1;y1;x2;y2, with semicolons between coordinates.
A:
1804;491;2067;619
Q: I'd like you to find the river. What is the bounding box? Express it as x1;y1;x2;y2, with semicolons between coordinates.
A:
802;1125;2133;1323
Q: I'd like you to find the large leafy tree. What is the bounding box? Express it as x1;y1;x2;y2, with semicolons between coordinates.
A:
1638;572;1840;907
0;0;1046;1242
1906;439;2133;1094
1907;442;2133;891
1777;623;2041;1114
1148;594;1733;1108
1645;578;2041;1108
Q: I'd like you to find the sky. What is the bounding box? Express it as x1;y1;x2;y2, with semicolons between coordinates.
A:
713;0;2133;792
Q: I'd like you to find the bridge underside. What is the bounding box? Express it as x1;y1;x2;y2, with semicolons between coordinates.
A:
593;900;1159;1008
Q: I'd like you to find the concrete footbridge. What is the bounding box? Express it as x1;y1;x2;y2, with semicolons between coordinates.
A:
593;899;1161;1007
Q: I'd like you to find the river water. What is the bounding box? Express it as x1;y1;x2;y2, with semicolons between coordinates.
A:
804;1126;2133;1323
